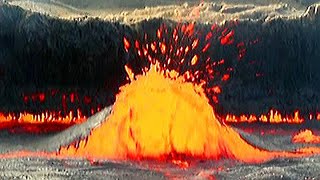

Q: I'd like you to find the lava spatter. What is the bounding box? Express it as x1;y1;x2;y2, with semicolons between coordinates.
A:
59;65;277;162
57;63;320;163
2;22;320;166
58;22;320;163
292;130;320;144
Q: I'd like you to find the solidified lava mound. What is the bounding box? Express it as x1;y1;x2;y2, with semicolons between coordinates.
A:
0;2;320;117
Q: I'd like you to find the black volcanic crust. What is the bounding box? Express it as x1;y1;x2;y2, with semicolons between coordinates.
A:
0;3;320;116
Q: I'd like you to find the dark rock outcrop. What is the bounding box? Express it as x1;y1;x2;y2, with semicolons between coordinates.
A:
0;3;319;117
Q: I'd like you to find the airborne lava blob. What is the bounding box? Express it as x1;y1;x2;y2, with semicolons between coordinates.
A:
60;65;284;163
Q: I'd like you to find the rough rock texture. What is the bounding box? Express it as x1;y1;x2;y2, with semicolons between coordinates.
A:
0;2;320;117
0;157;165;179
0;106;112;153
219;10;320;115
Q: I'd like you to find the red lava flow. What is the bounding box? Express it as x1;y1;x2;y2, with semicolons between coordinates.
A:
293;129;320;144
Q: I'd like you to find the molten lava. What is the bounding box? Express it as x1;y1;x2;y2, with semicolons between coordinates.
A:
292;130;320;144
0;111;86;133
1;22;320;167
225;110;305;124
56;64;320;163
58;65;289;163
58;22;320;163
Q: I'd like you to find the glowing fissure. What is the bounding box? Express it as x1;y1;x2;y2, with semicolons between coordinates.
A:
225;110;305;124
0;111;87;133
1;108;320;130
0;111;86;124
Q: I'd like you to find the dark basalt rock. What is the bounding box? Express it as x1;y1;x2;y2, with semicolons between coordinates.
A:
0;3;320;117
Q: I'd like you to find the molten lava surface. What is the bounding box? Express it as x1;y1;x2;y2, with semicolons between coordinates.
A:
293;130;320;144
57;21;320;162
224;110;320;124
57;65;320;163
0;111;86;133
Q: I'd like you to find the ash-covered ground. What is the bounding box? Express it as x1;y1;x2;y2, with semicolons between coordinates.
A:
1;0;320;179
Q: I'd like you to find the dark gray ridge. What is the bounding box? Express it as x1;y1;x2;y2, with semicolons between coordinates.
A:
0;106;112;153
33;106;113;152
236;128;320;152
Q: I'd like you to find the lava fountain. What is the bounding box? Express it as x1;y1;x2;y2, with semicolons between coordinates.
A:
58;22;320;163
2;22;318;164
60;64;277;162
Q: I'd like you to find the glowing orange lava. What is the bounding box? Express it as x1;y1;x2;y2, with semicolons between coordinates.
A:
0;111;86;133
292;130;320;144
57;65;313;163
56;22;320;163
40;23;320;163
225;110;305;124
1;22;320;167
